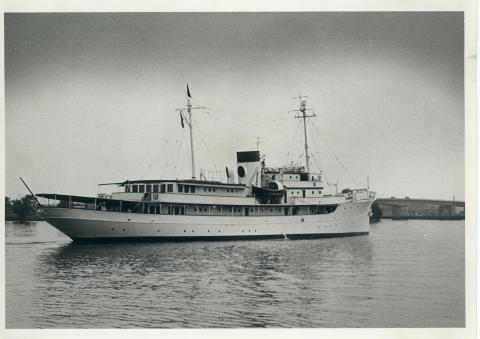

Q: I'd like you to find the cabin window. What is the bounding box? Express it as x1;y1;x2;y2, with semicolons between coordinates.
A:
155;206;160;214
153;184;159;193
185;185;190;193
160;184;166;193
191;186;196;193
174;206;184;215
149;206;155;214
125;185;131;193
208;188;211;192
146;185;152;193
204;188;207;192
132;185;138;193
312;191;315;194
167;184;173;192
139;185;145;193
272;175;276;180
178;184;183;193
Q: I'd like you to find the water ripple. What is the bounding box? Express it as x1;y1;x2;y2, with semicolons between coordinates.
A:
5;220;465;328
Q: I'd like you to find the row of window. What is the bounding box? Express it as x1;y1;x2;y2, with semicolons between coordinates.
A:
126;183;174;193
139;203;337;216
178;184;196;193
288;189;323;196
125;183;238;195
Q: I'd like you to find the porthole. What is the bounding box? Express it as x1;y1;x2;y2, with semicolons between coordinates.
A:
111;228;115;231
157;230;160;232
122;228;126;231
184;230;186;232
237;166;246;178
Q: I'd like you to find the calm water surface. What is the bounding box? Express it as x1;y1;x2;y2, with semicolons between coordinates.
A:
6;220;464;328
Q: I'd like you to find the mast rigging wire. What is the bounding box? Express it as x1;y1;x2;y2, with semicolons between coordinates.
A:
284;119;303;165
160;136;182;179
308;119;359;186
194;118;219;172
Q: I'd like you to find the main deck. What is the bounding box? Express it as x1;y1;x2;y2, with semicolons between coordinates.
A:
37;193;346;217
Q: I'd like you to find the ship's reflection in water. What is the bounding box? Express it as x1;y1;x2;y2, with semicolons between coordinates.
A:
6;220;464;328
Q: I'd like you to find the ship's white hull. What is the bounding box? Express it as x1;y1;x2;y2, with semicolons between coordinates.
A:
39;200;372;241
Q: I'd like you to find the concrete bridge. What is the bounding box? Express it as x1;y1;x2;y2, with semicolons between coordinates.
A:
375;198;465;220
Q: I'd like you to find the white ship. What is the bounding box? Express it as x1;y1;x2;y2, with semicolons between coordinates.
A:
32;86;375;242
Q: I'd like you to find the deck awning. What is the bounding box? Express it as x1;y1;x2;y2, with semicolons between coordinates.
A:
37;193;125;204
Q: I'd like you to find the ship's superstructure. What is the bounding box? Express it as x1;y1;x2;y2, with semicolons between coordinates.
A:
33;86;375;241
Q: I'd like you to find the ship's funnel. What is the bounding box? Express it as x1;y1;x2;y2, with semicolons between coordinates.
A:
236;151;261;187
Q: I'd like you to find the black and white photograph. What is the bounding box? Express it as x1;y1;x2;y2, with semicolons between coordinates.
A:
3;1;476;338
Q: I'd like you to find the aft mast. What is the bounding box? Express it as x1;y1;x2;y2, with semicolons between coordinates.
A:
292;93;316;173
176;84;204;179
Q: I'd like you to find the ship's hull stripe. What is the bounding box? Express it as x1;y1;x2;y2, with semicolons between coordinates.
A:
71;232;369;243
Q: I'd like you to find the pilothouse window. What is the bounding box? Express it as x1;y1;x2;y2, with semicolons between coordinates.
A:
132;185;138;193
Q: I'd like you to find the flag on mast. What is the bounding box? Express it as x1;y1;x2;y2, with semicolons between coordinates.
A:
180;112;185;128
187;84;192;98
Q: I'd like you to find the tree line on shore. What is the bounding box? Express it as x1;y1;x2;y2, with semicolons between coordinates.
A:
5;195;35;219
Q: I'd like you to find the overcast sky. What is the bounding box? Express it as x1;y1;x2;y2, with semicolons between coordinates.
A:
5;12;464;200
